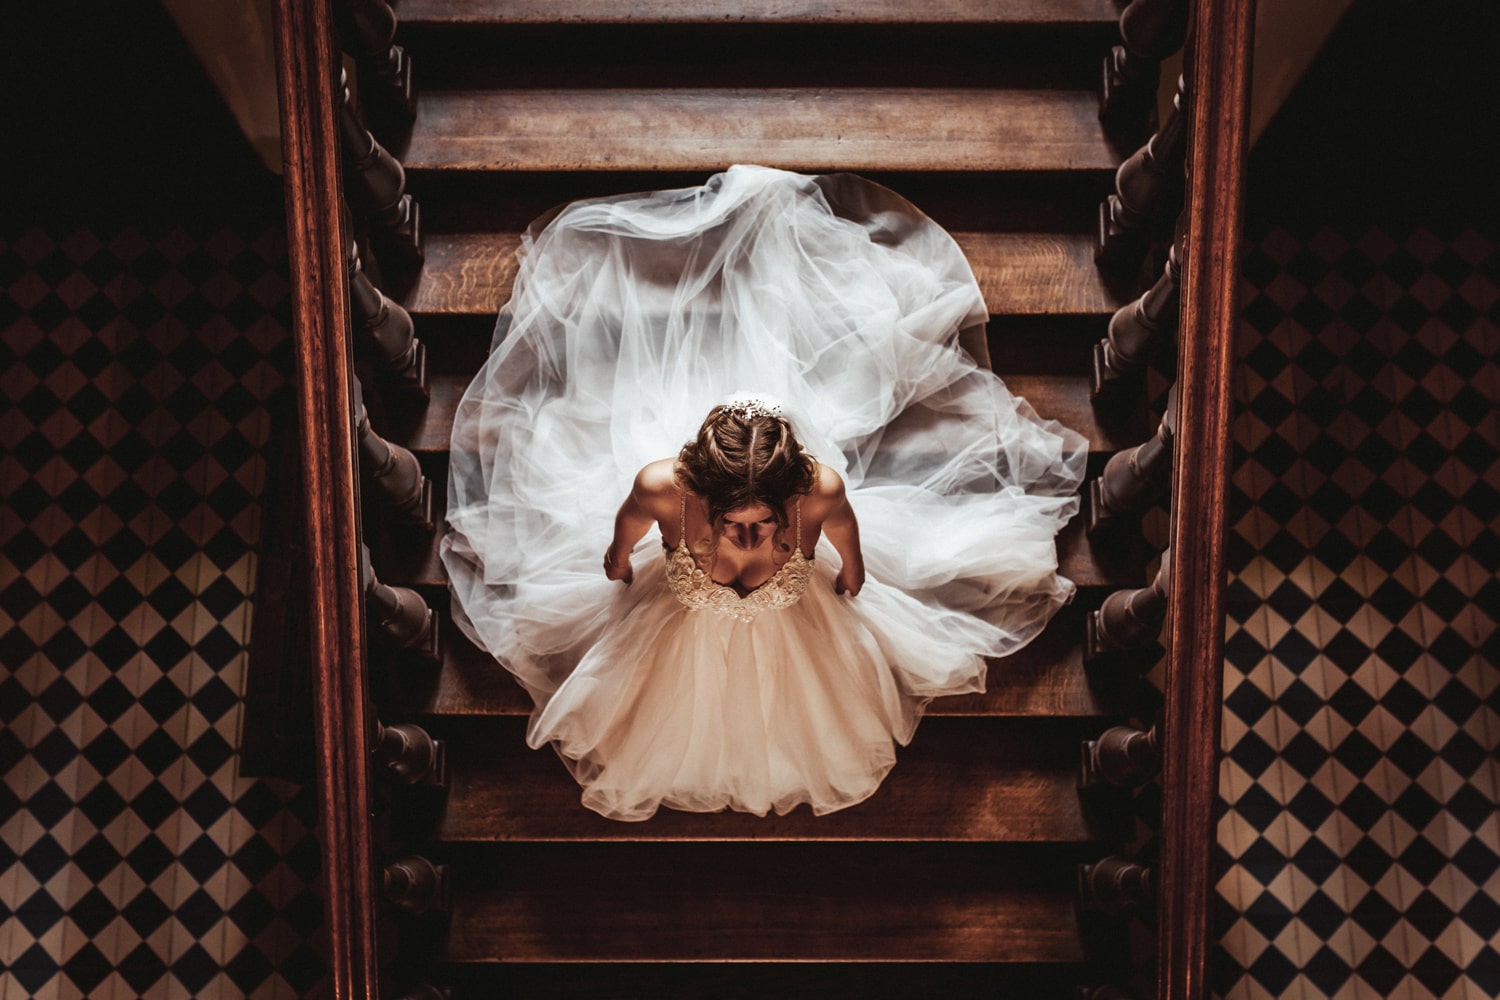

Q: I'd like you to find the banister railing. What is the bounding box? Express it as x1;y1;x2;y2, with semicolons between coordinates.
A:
1157;1;1255;998
270;1;379;997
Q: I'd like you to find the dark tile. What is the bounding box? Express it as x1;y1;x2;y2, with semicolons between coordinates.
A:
121;888;172;937
8;942;61;994
174;887;224;938
67;886;120;937
61;941;113;994
1452;837;1500;886
117;942;169;994
124;833;174;883
1399;834;1449;885
14;887;67;936
19;832;70;882
1246;944;1300;995
24;779;74;827
72;833;122;883
179;832;228;883
1302;943;1354;994
1409;945;1463;995
1406;889;1456;941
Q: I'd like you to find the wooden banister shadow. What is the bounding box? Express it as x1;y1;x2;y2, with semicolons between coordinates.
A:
1157;1;1255;998
271;1;380;997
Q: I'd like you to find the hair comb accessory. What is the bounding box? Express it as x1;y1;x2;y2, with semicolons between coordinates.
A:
725;392;783;420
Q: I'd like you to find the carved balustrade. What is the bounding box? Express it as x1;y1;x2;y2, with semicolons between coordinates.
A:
336;0;415;127
354;376;433;529
1085;386;1176;536
349;234;428;399
1098;74;1187;276
1093;234;1180;410
361;543;440;661
383;855;451;914
1077;856;1155;915
1087;549;1171;664
340;68;423;273
1100;0;1191;140
1081;724;1162;791
374;721;448;791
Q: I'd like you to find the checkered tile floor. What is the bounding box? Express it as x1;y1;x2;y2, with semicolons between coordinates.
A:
0;225;322;999
1216;223;1499;999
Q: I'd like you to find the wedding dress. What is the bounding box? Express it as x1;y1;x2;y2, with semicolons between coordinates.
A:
442;165;1087;821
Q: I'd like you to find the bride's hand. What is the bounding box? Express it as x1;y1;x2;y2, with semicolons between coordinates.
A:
604;548;633;583
835;562;864;597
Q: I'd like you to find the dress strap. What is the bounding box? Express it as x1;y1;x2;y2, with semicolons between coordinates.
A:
679;488;688;548
795;495;803;551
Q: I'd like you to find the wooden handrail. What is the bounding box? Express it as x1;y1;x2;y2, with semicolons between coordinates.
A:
1157;0;1255;997
270;1;380;997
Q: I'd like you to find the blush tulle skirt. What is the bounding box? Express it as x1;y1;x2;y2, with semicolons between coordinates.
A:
442;166;1087;821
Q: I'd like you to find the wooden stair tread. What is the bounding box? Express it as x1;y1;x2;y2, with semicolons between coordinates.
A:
388;602;1129;719
400;0;1121;27
442;844;1085;963
405;88;1118;173
406;230;1128;319
434;963;1088;999
436;717;1095;842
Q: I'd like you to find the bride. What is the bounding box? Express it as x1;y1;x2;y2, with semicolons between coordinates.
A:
442;165;1086;822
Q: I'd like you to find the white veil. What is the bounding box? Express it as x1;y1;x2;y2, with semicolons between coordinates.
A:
443;165;1086;705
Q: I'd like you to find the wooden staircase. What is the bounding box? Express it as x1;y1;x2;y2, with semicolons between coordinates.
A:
361;1;1155;994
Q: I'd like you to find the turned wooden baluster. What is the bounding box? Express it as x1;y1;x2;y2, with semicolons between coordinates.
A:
1084;384;1176;535
336;0;415;126
1081;724;1161;791
340;68;423;272
1087;548;1170;663
349;227;428;399
382;855;450;914
1100;0;1191;140
361;543;440;661
354;375;433;530
374;721;448;791
1092;233;1180;410
1077;856;1154;915
1097;74;1187;275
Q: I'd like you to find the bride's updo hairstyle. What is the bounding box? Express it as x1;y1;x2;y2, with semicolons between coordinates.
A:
677;403;816;532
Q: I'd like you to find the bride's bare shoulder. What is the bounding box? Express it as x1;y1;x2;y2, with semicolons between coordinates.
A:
804;461;847;519
631;459;681;513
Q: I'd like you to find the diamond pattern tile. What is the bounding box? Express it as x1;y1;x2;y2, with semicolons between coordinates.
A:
0;223;322;999
1217;223;1499;999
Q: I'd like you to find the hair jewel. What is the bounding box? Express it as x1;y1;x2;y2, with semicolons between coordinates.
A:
725;392;783;421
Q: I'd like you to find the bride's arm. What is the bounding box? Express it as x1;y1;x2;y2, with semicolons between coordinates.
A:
814;470;865;597
605;460;675;582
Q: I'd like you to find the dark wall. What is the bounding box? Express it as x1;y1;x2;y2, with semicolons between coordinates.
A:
2;0;281;226
1249;0;1500;225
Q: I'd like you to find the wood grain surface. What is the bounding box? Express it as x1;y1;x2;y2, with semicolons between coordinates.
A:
404;88;1118;173
405;230;1129;318
442;844;1085;963
400;0;1120;26
437;717;1095;842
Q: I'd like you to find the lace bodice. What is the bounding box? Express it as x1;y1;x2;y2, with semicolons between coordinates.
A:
665;492;813;623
